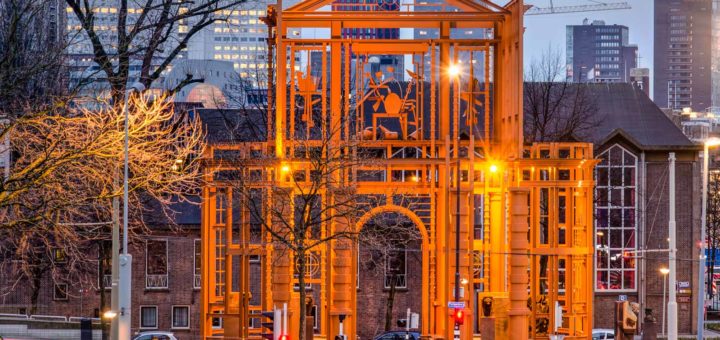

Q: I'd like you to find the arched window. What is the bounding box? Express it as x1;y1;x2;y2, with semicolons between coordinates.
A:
595;144;637;291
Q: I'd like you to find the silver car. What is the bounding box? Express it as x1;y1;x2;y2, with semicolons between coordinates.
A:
132;331;178;340
591;329;615;340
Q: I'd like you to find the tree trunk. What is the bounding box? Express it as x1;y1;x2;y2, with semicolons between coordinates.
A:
98;242;109;340
29;274;41;315
385;274;397;331
298;250;307;340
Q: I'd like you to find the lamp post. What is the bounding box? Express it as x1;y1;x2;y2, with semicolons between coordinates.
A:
698;137;720;340
661;267;670;337
118;83;145;340
448;63;461;308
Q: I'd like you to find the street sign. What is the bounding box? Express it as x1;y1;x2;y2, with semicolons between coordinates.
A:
448;301;465;309
618;295;627;301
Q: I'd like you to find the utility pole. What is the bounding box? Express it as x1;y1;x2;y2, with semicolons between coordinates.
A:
110;175;119;340
118;83;144;339
668;153;678;340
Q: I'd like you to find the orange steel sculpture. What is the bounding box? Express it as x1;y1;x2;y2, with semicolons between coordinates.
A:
200;0;596;339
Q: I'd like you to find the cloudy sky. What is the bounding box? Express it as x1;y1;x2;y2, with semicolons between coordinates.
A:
523;0;654;87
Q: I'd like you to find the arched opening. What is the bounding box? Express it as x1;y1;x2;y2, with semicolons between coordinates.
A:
355;207;427;340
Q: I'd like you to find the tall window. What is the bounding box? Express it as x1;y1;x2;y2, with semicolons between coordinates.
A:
140;306;158;329
172;306;190;329
384;250;408;289
194;239;201;289
595;145;637;291
146;240;168;289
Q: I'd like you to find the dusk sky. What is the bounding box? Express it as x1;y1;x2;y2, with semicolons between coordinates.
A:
523;0;654;93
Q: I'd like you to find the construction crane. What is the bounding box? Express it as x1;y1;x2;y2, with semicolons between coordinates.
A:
525;0;631;15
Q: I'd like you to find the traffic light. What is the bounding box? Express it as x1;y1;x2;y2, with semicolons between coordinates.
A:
335;335;347;340
452;308;464;325
279;335;290;340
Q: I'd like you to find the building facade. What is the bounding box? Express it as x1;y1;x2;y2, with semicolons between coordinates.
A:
185;1;270;78
566;20;637;83
583;84;701;334
654;0;712;111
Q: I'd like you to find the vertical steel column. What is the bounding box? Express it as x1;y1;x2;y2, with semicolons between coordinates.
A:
489;191;504;292
509;188;530;340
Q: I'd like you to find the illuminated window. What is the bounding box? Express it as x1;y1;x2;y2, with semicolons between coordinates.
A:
595;144;637;291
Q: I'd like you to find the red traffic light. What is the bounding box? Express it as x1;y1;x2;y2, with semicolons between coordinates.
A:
279;335;289;340
452;308;464;325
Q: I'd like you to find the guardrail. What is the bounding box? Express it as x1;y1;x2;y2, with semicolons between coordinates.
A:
146;274;169;289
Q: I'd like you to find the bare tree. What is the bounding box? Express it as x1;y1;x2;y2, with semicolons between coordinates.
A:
0;0;67;114
358;210;421;333
65;0;247;103
221;122;371;340
523;45;600;143
0;95;204;309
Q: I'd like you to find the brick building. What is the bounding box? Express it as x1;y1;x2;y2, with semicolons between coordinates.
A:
578;83;701;334
0;83;703;338
0;202;204;340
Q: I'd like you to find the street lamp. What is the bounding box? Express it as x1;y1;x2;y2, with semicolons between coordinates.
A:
661;267;670;337
699;137;720;339
118;82;145;340
449;63;462;315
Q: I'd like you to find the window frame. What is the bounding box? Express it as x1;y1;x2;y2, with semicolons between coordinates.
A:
594;144;638;292
171;305;190;330
139;305;158;329
145;239;169;289
384;249;408;289
53;283;68;301
194;239;201;290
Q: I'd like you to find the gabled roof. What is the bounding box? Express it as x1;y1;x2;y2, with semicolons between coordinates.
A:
524;82;698;151
587;83;697;151
195;108;267;144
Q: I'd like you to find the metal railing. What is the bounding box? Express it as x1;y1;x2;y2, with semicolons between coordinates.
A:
146;274;168;289
103;275;112;290
384;274;407;289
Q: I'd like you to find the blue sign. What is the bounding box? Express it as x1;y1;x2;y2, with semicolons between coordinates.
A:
448;301;465;309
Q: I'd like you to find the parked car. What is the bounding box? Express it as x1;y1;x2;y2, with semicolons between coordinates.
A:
372;331;420;340
132;331;177;340
591;328;614;340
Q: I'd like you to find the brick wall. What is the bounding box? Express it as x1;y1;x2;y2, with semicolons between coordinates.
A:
593;156;699;334
356;244;422;340
0;229;202;340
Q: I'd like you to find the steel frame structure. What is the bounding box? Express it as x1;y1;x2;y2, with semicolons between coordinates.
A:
200;0;595;339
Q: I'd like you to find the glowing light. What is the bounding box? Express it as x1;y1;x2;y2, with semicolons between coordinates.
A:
489;164;498;173
460;278;469;285
103;310;118;319
596;231;604;237
660;267;670;275
411;175;420;182
448;64;461;77
280;163;291;173
706;137;720;147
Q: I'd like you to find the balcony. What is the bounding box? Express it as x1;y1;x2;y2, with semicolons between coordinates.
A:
146;274;168;289
384;274;407;289
102;275;112;290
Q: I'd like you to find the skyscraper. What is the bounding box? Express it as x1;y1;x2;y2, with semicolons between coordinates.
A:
565;20;637;83
654;0;712;111
185;2;270;78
